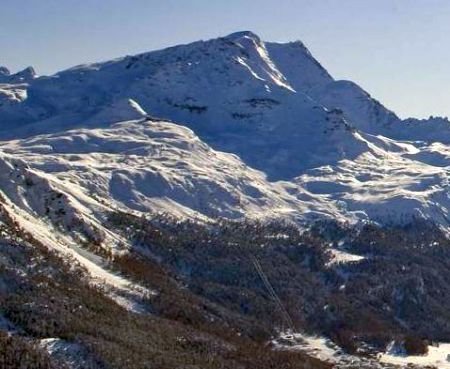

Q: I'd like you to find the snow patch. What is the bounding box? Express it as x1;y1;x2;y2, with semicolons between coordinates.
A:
326;248;365;266
40;338;98;369
380;342;450;368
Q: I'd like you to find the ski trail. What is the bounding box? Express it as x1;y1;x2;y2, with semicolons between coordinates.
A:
1;197;154;313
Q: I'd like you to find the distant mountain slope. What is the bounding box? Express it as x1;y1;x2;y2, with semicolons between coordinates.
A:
0;33;400;180
0;118;340;222
2;115;450;229
1;30;450;225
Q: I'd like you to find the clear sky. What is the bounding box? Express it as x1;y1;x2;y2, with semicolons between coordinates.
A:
1;0;449;119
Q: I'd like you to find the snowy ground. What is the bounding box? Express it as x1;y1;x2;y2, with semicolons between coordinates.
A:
2;116;450;230
273;333;450;368
380;343;450;368
39;338;99;369
326;248;365;266
0;119;341;222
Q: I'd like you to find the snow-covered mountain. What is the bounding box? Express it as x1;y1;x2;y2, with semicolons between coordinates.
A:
1;30;450;227
0;118;344;222
5;31;450;369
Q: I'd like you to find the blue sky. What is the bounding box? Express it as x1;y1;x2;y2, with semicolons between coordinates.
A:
1;0;449;119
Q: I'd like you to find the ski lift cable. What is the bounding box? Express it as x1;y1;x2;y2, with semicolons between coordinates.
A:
250;254;295;331
226;239;295;331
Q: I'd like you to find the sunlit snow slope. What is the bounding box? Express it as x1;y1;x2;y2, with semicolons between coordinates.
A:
1;31;450;226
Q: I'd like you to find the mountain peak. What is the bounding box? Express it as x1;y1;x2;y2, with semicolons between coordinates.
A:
0;66;10;76
224;30;261;42
17;66;37;78
8;66;37;82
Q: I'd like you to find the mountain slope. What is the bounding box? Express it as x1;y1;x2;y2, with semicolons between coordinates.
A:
2;30;450;226
1;31;450;225
0;117;341;222
0;33;396;181
4;30;450;368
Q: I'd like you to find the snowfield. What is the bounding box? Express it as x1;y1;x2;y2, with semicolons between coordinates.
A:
380;342;450;368
3;114;450;228
0;118;340;222
1;31;450;228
